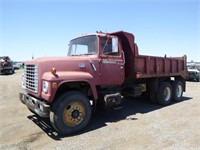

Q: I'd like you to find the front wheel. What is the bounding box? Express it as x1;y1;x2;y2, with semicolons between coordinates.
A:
50;91;92;135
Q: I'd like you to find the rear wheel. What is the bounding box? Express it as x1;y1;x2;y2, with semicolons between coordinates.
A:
172;81;183;102
149;92;157;104
157;82;172;105
50;91;92;135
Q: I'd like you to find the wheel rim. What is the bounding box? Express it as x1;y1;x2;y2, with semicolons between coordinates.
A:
63;101;86;127
164;87;171;101
176;85;182;98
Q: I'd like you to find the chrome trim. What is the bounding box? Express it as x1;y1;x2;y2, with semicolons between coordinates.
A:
19;91;50;118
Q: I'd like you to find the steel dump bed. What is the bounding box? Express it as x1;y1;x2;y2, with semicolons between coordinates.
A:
111;31;187;79
134;55;187;79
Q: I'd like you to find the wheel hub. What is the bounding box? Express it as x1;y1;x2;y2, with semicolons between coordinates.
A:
63;101;86;127
72;109;80;118
176;85;182;97
164;87;171;101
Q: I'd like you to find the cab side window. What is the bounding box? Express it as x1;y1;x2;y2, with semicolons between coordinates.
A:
100;37;119;56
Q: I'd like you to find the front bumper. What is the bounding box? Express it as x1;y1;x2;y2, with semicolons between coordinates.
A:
188;75;199;80
19;91;50;118
0;66;13;73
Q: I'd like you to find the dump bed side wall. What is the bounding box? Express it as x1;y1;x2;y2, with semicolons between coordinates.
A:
134;55;187;79
110;31;187;79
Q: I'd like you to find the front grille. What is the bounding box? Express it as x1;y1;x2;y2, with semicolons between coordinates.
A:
24;64;38;93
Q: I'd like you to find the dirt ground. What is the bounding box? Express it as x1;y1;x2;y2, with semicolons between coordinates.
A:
0;69;200;150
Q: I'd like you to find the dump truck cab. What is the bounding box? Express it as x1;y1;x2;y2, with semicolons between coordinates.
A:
67;33;125;85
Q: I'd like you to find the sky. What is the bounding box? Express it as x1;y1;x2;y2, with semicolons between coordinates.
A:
0;0;200;62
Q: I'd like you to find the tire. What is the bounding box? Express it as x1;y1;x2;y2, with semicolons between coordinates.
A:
50;91;92;135
172;81;183;102
149;92;157;104
9;69;14;74
11;69;14;74
157;82;172;105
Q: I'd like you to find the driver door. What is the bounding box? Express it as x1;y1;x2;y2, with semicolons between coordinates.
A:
98;36;125;85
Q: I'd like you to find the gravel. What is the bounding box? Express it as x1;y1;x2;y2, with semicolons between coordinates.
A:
0;69;200;150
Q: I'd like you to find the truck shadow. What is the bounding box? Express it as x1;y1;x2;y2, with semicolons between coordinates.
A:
85;96;192;132
27;115;62;140
0;72;15;76
27;96;192;140
186;80;200;83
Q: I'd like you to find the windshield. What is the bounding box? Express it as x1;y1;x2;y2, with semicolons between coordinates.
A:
68;35;98;56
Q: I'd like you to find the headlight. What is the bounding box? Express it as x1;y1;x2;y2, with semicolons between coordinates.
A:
43;81;49;93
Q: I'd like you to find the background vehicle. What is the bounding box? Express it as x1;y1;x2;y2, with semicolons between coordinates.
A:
0;56;14;75
187;68;200;82
19;31;187;135
13;63;21;70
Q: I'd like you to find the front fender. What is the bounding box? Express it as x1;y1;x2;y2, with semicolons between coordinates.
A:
42;71;98;102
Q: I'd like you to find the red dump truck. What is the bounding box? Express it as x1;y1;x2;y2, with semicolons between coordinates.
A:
20;31;187;135
0;56;14;75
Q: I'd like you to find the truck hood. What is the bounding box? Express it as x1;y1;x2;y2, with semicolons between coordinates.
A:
187;68;199;73
26;56;94;74
24;56;98;102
